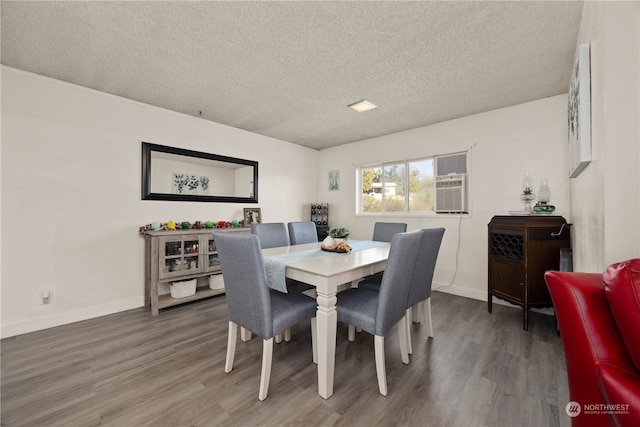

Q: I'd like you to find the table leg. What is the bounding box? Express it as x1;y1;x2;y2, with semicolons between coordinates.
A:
315;289;337;399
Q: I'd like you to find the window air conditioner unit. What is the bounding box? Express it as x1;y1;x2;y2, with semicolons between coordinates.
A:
435;173;468;213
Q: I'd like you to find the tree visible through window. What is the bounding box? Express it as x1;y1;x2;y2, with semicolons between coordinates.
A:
362;167;382;213
408;159;434;211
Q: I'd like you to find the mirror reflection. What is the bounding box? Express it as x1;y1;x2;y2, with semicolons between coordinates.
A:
142;142;258;203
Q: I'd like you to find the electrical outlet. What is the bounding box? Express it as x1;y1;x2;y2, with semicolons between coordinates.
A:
39;290;53;305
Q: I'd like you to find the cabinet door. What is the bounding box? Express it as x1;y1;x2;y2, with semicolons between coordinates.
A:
159;235;203;279
489;258;524;303
203;236;222;273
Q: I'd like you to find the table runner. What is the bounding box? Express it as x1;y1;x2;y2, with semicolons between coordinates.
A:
264;240;388;292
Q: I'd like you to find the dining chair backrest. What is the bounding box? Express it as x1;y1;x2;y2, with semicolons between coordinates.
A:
372;222;407;243
375;230;423;335
288;221;318;245
215;233;274;339
406;228;445;308
250;223;290;249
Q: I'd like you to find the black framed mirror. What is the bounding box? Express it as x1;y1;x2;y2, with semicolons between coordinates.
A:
141;142;258;203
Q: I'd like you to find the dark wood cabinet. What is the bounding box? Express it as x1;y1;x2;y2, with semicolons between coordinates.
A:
488;215;571;330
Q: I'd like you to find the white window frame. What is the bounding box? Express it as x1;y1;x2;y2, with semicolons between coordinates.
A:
356;150;469;216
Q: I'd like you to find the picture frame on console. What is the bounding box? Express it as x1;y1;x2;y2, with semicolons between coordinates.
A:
243;208;261;225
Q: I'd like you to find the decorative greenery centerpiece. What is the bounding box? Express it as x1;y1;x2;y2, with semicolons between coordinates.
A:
329;227;350;240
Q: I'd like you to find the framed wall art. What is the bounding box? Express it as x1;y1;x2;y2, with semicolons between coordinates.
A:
328;169;340;191
567;43;591;178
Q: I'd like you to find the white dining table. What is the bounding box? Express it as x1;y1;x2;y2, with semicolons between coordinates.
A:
262;241;391;399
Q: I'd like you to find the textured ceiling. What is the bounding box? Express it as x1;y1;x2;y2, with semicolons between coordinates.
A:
1;1;583;150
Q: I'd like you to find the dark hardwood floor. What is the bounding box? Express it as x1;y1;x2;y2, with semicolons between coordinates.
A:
1;292;570;427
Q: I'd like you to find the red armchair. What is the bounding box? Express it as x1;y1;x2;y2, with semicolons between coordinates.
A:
545;259;640;427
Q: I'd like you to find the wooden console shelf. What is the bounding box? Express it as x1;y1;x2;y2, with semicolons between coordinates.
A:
144;227;249;315
487;215;571;330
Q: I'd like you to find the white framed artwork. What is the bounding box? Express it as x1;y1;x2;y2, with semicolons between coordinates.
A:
567;43;591;178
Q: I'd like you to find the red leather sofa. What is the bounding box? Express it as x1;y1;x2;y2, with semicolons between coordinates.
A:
545;259;640;427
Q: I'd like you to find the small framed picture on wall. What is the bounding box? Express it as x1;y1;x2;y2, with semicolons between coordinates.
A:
328;170;340;191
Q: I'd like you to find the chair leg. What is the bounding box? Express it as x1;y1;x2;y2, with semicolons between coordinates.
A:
258;338;274;401
225;321;238;373
348;324;356;342
241;327;252;342
405;309;413;355
311;317;317;364
374;335;388;396
412;302;421;323
275;334;282;343
398;316;410;364
284;328;291;342
423;297;434;337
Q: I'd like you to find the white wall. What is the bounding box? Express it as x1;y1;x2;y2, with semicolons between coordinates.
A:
570;1;640;271
1;67;318;338
316;1;640;299
318;95;571;302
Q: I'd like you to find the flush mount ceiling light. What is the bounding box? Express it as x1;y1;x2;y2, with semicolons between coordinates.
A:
347;99;377;112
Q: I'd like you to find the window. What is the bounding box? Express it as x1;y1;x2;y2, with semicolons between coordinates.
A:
358;152;467;214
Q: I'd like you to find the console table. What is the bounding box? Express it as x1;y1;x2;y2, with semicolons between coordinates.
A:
144;227;249;315
487;215;571;330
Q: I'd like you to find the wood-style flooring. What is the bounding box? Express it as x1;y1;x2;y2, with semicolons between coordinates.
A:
1;292;571;426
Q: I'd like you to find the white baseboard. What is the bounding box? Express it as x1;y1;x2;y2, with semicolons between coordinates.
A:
1;297;145;339
432;281;486;301
433;281;554;316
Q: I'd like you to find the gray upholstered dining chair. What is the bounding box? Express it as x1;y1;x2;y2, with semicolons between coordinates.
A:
287;221;318;245
359;227;445;353
250;223;290;249
250;222;308;342
336;230;423;396
356;222;408;288
372;222;407;242
215;233;317;401
404;227;444;351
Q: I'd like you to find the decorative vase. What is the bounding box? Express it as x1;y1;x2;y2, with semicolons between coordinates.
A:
322;236;335;246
